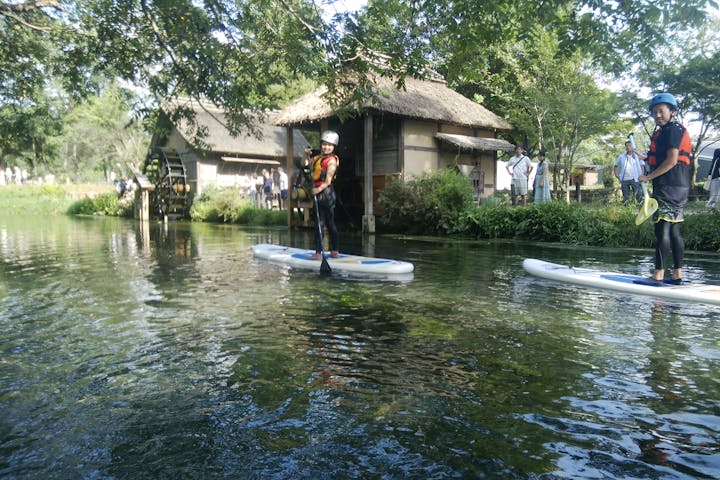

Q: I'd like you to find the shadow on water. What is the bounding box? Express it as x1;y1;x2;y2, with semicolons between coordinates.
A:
1;215;719;479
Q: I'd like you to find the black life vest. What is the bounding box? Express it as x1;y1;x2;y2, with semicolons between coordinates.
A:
646;122;692;167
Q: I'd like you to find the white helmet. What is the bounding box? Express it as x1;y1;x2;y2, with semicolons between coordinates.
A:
321;130;339;146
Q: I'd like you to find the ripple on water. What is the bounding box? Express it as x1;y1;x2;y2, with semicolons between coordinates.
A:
3;220;720;479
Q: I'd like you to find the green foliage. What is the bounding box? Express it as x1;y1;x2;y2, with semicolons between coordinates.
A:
189;186;286;226
602;171;616;189
661;51;720;157
378;168;475;234
2;0;717;192
0;4;56;105
66;197;99;215
53;85;149;182
684;212;720;252
189;186;242;223
67;192;132;217
463;201;658;248
0;184;134;217
381;190;718;251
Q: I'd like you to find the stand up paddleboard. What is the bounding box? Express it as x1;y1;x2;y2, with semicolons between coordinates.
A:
253;244;414;276
523;258;720;306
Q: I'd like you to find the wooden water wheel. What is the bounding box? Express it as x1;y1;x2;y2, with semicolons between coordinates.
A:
144;148;190;220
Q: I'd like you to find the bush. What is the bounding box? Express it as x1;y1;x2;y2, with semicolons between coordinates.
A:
189;185;286;226
378;168;475;234
684;210;720;252
189;185;240;222
458;199;720;250
67;192;131;216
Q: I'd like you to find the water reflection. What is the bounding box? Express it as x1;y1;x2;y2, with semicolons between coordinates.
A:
1;215;719;479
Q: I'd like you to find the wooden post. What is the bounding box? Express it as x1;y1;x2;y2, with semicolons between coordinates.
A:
285;126;294;228
133;173;154;222
362;114;375;233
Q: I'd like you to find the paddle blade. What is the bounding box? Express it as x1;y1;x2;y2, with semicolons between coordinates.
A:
635;184;658;225
320;256;332;275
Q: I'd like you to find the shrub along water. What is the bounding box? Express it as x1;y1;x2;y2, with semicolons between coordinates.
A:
189;185;286;226
378;168;720;252
378;168;475;235
67;192;133;217
10;177;716;251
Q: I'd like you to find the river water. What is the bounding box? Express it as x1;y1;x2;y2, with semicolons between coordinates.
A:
1;214;719;479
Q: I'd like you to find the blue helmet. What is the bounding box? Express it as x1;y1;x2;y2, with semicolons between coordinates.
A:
648;93;678;112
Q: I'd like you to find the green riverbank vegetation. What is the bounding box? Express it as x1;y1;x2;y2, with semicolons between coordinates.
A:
3;174;719;252
188;185;287;226
67;191;134;218
377;169;720;252
0;184;114;216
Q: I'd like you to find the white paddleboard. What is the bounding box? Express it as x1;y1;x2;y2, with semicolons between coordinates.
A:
252;244;414;276
523;258;720;306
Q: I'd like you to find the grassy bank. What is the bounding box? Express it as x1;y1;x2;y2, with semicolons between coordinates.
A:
0;184;113;216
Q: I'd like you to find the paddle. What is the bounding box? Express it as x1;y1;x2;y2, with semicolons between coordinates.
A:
313;194;332;275
628;132;658;225
635;182;658;225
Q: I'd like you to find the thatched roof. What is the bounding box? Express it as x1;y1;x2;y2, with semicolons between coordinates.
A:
163;98;308;158
436;133;515;153
273;76;513;131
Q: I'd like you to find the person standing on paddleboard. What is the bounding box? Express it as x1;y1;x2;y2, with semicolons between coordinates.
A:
634;93;692;287
506;145;533;206
306;130;340;260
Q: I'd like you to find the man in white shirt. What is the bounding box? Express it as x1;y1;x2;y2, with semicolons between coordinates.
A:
613;141;645;204
506;145;534;206
278;167;289;209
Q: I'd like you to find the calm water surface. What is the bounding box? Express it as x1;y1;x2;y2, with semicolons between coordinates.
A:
1;214;719;479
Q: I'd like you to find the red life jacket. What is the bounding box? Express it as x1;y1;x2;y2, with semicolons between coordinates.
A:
646;122;692;167
312;154;339;187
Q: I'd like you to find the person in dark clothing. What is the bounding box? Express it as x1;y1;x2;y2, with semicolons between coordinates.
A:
705;148;720;209
307;130;340;259
634;93;692;286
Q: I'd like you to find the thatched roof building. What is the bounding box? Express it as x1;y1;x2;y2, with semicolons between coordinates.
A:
273;76;512;132
274;74;514;232
164;98;308;160
150;98;308;197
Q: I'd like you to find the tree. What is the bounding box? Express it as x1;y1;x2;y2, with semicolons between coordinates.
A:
544;75;624;200
630;13;720;179
2;0;717;184
0;89;66;176
52;85;148;182
2;1;412;135
0;1;62;105
665;53;720;149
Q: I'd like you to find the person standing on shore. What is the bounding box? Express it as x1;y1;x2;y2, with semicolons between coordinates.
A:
506;145;533;206
705;148;720;209
614;141;646;204
533;150;551;203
